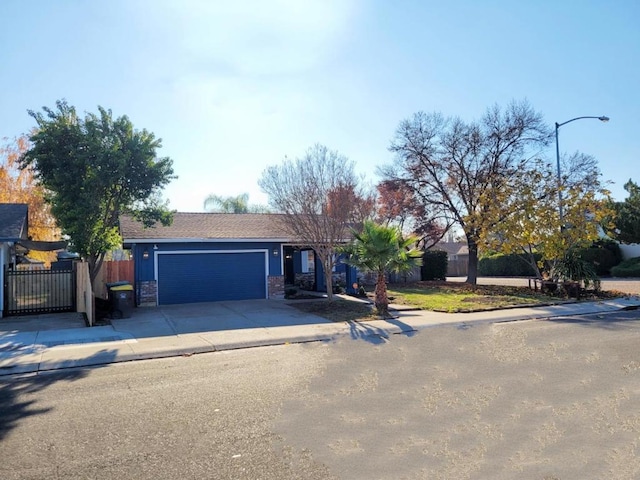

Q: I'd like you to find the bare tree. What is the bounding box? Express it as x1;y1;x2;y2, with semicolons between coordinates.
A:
385;100;551;285
259;144;375;299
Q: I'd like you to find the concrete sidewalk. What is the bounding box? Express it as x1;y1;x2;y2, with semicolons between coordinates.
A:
1;296;639;376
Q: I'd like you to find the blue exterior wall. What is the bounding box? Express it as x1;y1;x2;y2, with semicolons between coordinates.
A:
315;253;350;292
291;250;351;293
132;242;283;284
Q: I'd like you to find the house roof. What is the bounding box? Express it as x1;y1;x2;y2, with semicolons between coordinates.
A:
0;203;28;242
120;213;299;243
433;241;469;256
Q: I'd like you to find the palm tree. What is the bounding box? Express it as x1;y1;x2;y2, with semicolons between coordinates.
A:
204;193;250;213
204;193;271;213
343;220;423;317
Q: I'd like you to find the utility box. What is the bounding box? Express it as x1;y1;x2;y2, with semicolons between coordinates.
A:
107;282;134;319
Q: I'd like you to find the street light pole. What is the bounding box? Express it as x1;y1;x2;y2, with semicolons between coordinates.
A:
554;115;609;225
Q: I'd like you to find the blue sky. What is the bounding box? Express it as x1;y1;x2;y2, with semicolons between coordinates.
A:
1;0;638;212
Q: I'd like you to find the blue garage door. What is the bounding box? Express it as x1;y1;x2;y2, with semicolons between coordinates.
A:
157;251;267;305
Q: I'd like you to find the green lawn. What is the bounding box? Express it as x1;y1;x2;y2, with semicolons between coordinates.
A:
387;284;561;313
286;281;618;321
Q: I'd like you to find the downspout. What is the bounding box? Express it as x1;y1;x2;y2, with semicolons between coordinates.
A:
132;243;139;306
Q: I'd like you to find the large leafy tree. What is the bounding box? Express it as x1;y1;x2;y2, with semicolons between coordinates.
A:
1;135;60;264
342;220;422;317
483;155;612;278
384;100;550;285
609;180;640;244
259;144;375;299
21;100;175;284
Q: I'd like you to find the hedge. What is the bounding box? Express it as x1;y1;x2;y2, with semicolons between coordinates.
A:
478;253;540;277
578;247;620;276
610;257;640;278
421;250;448;280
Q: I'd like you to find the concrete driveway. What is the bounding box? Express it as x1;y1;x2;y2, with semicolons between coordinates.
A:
109;299;333;339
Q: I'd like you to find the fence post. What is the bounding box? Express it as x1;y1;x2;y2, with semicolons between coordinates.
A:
76;262;94;326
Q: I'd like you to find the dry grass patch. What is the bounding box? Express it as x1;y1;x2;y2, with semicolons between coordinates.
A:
286;298;376;323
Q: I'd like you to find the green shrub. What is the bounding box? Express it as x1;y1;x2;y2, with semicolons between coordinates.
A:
594;239;623;263
551;248;600;289
610;256;640;278
478;253;540;276
421;250;448;280
578;246;620;275
285;287;298;298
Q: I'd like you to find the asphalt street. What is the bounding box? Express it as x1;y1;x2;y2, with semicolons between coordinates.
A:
1;309;640;479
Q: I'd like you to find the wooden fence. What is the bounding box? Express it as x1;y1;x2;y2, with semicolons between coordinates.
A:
94;260;134;299
75;262;94;326
447;258;468;277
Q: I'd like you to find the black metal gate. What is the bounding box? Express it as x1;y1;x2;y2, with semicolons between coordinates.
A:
3;267;76;316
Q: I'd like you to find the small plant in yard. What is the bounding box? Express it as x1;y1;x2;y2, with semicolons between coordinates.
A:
284;287;298;299
551;247;601;293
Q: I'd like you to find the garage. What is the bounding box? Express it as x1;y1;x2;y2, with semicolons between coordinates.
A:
156;250;268;305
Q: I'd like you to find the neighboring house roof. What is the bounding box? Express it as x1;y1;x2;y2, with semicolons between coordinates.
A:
120;213;300;243
0;203;28;242
433;241;469;256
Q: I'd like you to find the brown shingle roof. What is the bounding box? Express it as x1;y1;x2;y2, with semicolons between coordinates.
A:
433;241;469;256
119;213;297;242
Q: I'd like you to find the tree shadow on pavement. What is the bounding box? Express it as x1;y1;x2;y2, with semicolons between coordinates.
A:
546;310;640;330
347;316;417;344
0;349;117;441
383;316;417;337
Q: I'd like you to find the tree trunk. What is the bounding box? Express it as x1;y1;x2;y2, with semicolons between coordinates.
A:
322;255;334;301
88;255;98;287
374;270;389;317
88;252;107;292
465;236;479;285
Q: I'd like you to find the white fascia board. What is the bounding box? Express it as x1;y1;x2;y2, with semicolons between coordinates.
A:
122;237;292;244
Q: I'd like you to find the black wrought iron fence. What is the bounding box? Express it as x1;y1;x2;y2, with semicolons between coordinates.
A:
4;267;75;316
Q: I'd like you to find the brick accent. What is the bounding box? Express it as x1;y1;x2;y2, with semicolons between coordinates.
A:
268;275;285;298
138;280;157;306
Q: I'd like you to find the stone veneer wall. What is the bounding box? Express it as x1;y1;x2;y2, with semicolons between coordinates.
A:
294;272;347;291
138;277;284;304
268;275;285;298
138;280;157;306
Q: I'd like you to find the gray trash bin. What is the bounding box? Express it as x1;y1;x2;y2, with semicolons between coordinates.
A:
107;283;134;319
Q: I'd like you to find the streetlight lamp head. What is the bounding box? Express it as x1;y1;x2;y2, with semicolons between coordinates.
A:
598;116;610;122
